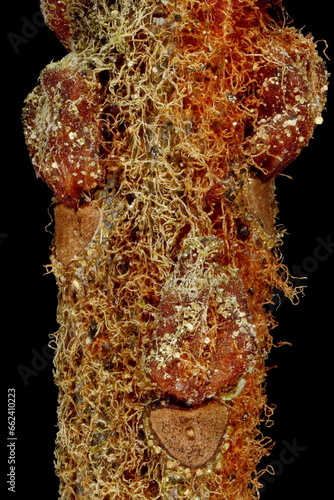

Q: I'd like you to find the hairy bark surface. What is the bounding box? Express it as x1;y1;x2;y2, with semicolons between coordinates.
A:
23;1;327;498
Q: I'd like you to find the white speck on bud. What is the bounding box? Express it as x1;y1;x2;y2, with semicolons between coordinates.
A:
314;115;323;125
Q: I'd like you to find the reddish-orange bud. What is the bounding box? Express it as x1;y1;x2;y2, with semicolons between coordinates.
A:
23;63;105;208
243;35;328;180
147;237;257;404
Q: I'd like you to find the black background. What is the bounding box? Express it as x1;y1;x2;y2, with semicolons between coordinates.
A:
1;1;333;499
